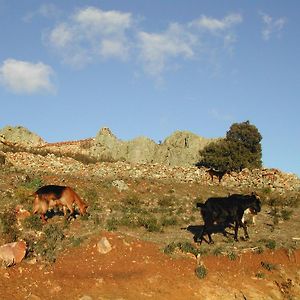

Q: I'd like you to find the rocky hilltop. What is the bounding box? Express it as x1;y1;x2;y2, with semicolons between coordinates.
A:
0;125;216;167
0;126;45;147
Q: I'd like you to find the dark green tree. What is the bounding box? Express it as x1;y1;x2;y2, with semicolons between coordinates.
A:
198;121;262;172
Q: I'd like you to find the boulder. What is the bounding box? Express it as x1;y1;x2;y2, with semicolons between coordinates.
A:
0;241;27;267
97;237;112;254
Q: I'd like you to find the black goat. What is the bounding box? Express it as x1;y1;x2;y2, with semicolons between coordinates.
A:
206;168;229;183
196;193;261;244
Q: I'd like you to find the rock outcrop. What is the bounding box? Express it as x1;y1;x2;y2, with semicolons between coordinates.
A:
90;127;216;166
0;126;45;147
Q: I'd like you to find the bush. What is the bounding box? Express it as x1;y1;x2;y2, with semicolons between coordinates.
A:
23;214;43;231
265;239;276;250
106;217;119;231
212;246;223;256
22;177;43;190
261;261;277;271
138;216;161;232
227;251;237;261
195;265;208;279
161;216;179;227
158;196;175;207
163;242;177;255
33;223;65;263
255;272;266;279
281;209;293;221
0;209;18;242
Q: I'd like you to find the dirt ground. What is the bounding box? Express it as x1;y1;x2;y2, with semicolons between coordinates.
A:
0;230;300;300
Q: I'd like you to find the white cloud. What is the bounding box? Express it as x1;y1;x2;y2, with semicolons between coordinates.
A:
45;8;243;78
190;13;243;32
137;23;197;76
23;3;61;22
0;59;54;94
260;12;287;41
49;23;74;48
100;39;129;60
73;6;132;35
47;6;133;67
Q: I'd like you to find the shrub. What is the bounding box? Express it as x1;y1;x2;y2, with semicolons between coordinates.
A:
212;246;223;256
33;223;65;263
0;209;18;242
138;216;161;232
106;217;119;231
255;272;266;279
195;265;208;279
163;242;177;255
23;214;43;231
22;177;43;190
161;216;179;227
158;196;175;207
227;251;237;261
281;209;293;221
69;236;85;247
261;261;277;271
265;239;276;250
0;153;5;164
177;241;199;256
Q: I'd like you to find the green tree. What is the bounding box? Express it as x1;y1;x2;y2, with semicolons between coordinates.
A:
198;121;262;172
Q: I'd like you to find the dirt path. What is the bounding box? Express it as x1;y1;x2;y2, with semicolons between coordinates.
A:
0;232;299;300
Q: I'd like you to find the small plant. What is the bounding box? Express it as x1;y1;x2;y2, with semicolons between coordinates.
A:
261;261;277;271
255;246;264;254
106;217;119;231
119;213;138;228
227;251;237;261
212;246;223;256
69;236;85;247
122;194;140;207
138;216;161;232
92;214;102;226
0;209;18;242
195;265;208;279
163;242;177;255
265;239;276;250
22;177;43;190
23;214;43;231
281;209;293;221
33;223;65;263
161;216;179;227
255;272;266;279
157;196;175;207
177;241;199;256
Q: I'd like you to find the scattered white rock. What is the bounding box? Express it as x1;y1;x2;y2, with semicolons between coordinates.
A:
97;237;112;254
112;179;129;191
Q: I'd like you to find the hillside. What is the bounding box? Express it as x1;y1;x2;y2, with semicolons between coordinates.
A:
0;126;300;299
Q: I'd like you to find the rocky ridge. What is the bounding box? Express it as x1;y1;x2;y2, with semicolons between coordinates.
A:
1;125;299;193
1;126;216;167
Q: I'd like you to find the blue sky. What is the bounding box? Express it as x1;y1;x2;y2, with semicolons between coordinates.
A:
0;1;299;176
